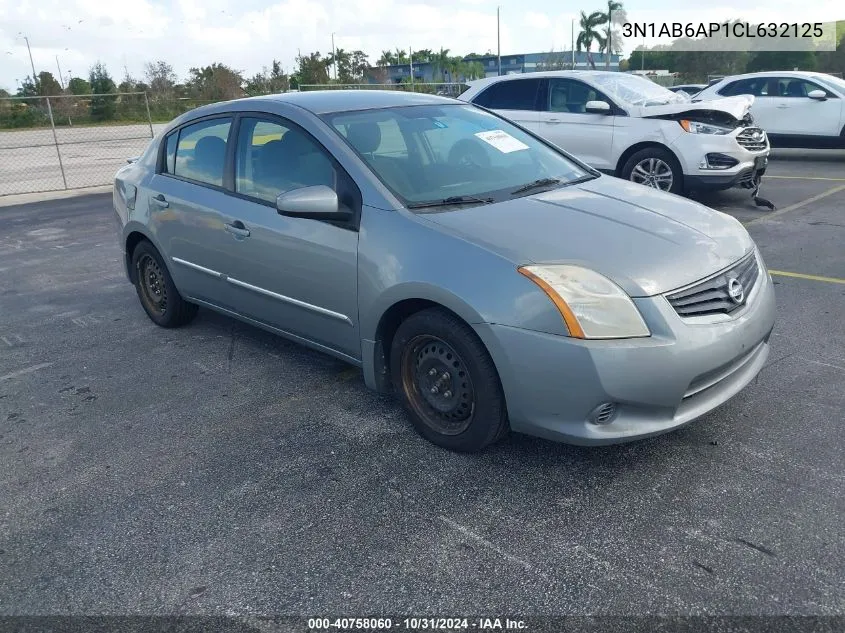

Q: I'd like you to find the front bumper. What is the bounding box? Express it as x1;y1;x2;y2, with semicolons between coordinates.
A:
474;259;776;445
672;127;770;191
684;165;766;191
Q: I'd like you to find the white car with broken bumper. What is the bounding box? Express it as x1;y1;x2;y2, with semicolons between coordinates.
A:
459;71;770;197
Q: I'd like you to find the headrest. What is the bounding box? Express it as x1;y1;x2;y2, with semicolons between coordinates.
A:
345;122;382;154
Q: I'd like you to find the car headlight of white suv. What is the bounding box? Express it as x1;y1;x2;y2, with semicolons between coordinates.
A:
679;120;732;135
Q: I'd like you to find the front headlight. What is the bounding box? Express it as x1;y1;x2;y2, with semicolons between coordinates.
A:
679;119;732;135
518;265;650;339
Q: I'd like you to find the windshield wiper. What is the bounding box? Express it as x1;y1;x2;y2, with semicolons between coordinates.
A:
562;174;599;187
510;177;562;195
407;195;495;209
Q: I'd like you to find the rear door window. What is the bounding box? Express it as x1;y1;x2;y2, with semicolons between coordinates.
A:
171;118;232;187
473;78;542;111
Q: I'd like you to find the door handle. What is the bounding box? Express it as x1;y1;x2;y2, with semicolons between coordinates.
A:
150;194;169;208
224;220;250;238
776;104;790;109
546;118;563;123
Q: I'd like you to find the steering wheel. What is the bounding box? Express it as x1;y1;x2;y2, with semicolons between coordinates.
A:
447;139;492;170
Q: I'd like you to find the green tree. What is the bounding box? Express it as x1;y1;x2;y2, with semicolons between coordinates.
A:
16;77;37;97
36;71;63;96
747;50;817;72
577;10;608;70
412;49;434;63
144;60;177;100
292;52;331;86
817;31;845;74
350;51;370;81
89;61;117;121
393;48;409;65
245;60;289;95
603;1;625;68
68;77;91;95
327;48;352;82
186;63;245;100
377;50;397;66
431;48;452;81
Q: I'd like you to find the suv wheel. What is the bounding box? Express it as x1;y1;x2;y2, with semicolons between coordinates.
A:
621;148;683;194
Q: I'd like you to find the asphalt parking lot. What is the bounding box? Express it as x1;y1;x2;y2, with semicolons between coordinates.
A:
0;150;843;622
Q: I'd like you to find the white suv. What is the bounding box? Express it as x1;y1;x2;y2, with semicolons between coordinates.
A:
458;71;770;196
694;71;845;149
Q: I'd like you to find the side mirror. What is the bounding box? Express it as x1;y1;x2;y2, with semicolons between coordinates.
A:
585;100;611;114
276;185;346;219
807;89;827;100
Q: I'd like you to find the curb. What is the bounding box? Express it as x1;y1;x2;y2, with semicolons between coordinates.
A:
0;185;112;209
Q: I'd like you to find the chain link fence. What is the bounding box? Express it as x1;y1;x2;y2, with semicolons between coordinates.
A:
0;93;217;196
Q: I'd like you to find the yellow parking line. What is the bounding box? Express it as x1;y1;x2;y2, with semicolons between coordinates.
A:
769;270;845;285
766;176;845;181
745;184;845;226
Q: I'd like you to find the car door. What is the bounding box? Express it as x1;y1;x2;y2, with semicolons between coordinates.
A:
145;116;237;306
764;77;842;137
536;77;616;170
719;77;779;132
471;77;542;133
217;116;361;360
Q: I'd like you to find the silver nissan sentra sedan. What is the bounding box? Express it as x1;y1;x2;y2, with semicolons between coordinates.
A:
113;90;776;452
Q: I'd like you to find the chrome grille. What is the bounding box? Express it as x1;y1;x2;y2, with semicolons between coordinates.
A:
666;253;760;317
736;127;768;152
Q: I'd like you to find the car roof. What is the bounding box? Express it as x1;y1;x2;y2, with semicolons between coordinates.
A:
714;70;825;83
467;70;626;88
233;90;459;114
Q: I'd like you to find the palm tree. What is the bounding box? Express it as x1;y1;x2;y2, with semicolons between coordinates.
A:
431;48;451;81
377;50;397;67
604;1;625;69
576;10;607;70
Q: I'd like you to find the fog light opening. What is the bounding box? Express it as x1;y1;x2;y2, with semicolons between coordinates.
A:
588;402;618;426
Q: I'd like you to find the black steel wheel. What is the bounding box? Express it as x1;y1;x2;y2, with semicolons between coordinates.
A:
390;308;508;452
401;335;476;436
131;240;198;328
137;252;168;317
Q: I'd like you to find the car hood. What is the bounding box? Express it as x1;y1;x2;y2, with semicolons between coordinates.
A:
418;177;754;297
638;95;753;121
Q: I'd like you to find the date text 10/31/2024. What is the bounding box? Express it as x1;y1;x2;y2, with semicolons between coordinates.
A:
307;618;528;630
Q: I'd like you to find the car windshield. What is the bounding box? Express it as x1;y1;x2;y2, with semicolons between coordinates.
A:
591;74;687;106
323;104;592;208
813;74;845;94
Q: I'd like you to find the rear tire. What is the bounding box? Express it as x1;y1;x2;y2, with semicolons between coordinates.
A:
621;147;684;195
390;308;508;452
131;240;198;328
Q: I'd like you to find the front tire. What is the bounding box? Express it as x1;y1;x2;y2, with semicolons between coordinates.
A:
621;147;684;195
131;240;198;328
390;308;508;452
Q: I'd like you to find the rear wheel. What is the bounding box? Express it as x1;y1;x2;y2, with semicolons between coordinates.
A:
131;240;197;328
390;308;508;452
621;147;684;195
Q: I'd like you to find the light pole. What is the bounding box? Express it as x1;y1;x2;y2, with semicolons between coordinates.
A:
20;34;38;92
497;7;502;76
641;36;645;71
56;55;65;90
331;32;337;81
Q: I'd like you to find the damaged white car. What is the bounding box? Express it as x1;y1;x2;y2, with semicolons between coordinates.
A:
459;71;772;204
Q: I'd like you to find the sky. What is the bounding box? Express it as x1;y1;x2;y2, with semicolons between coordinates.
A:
0;0;841;92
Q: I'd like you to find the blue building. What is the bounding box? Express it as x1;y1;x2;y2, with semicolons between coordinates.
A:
366;51;622;84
